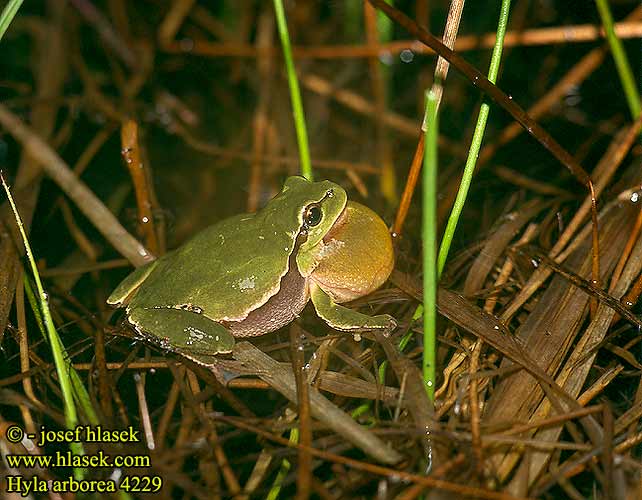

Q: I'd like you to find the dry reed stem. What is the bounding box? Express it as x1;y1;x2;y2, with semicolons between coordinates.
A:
0;105;153;266
501;115;642;321
0;1;66;349
430;0;465;109
233;341;403;465
392;0;464;237
121;120;161;255
69;0;136;68
299;72;419;138
15;276;36;435
476;6;642;171
364;2;397;204
218;415;529;500
133;372;155;450
161;21;642;59
247;7;274;212
173;119;380;173
289;323;312;500
158;0;197;46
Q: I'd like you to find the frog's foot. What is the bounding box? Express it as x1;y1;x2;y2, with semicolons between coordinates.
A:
309;283;397;336
127;307;235;359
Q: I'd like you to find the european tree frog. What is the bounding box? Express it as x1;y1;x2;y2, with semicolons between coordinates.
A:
108;176;396;363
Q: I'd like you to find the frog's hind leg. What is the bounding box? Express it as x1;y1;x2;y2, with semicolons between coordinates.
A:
309;283;397;333
127;307;236;360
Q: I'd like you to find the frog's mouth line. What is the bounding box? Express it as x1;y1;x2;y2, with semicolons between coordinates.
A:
322;204;349;243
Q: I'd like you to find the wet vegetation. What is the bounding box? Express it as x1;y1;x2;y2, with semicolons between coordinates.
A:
0;0;641;498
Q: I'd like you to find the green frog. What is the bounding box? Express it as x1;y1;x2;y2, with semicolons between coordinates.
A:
108;176;395;363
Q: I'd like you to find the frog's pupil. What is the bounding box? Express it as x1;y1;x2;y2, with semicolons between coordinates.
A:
305;206;322;227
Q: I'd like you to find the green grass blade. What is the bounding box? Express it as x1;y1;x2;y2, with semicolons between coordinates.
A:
423;88;439;400
272;0;313;181
0;0;23;42
266;427;298;500
594;0;641;119
22;276;99;425
438;0;512;274
1;174;86;478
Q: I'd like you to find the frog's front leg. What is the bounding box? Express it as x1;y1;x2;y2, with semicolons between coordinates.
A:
127;307;236;361
309;283;397;333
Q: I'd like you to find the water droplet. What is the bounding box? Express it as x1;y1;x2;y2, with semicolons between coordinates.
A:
400;49;414;63
631;192;640;203
141;216;149;223
378;51;393;65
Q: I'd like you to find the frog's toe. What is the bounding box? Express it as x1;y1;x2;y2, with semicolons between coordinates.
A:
127;307;235;356
375;314;397;331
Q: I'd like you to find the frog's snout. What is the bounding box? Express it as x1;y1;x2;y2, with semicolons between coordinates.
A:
312;201;394;303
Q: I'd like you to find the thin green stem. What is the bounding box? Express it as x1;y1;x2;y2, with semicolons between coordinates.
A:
0;0;23;42
438;0;512;275
266;427;298;500
272;0;313;181
1;174;85;478
23;276;99;425
594;0;641;119
423;88;439;400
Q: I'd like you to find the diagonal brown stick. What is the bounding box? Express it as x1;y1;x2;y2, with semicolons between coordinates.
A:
369;0;601;317
368;0;592;189
0;105;153;267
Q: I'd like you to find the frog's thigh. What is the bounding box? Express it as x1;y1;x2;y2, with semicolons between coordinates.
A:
309;283;397;332
128;307;235;355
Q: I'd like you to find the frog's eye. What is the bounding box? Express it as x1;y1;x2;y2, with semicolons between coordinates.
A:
304;205;322;227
